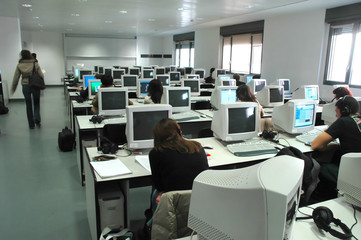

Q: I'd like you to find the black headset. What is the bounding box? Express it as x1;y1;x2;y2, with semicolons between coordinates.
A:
260;130;279;143
89;115;103;124
312;206;352;239
337;96;351;117
98;136;118;154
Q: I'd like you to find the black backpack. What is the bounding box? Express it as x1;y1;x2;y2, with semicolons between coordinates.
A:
275;146;320;206
58;127;75;152
0;102;9;114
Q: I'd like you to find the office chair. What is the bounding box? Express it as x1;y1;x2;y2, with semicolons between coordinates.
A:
151;190;193;240
102;124;127;145
193;101;211;110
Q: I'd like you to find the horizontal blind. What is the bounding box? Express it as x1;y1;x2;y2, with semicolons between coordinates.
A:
325;2;361;23
220;20;264;36
173;32;195;42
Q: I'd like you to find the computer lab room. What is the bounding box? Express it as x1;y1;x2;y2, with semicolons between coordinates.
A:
0;0;361;239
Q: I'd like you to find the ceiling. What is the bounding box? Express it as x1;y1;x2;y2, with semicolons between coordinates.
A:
1;0;360;38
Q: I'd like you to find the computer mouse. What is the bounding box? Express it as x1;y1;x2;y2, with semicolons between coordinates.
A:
200;114;207;118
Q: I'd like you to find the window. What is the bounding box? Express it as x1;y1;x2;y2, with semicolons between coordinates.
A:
175;41;194;68
222;33;263;74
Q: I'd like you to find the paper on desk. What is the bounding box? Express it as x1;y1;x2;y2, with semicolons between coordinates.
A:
90;159;132;178
135;155;151;173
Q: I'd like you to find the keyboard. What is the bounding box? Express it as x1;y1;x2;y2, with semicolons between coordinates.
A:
227;140;278;157
172;112;200;121
295;129;323;145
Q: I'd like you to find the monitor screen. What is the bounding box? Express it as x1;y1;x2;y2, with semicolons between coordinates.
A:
129;67;140;75
113;69;125;79
156;75;170;86
98;88;128;116
165;67;171;74
142;69;154;79
216;69;226;76
94;66;98;73
169;72;181;82
182;79;200;96
294;104;315;128
255;80;266;92
246;75;253;83
155;67;165;75
88;80;102;98
194;69;205;79
104;68;112;76
292;85;319;102
228;107;256;134
222;80;236;86
210;86;237;110
126;104;172;149
137;79;151;98
305;87;318;101
177;68;185;76
83;75;96;88
278;79;290;92
98;66;104;74
257;86;284;107
161;87;191;112
184;67;193;74
79;70;92;80
270;88;284;103
121;75;138;89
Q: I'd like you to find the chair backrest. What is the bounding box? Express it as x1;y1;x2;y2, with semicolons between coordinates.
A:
102;124;127;145
151;190;192;240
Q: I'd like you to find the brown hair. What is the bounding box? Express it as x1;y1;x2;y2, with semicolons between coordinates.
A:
153;118;202;153
19;50;33;62
236;85;257;102
333;87;353;100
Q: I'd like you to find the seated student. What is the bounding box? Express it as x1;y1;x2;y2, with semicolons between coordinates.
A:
332;86;353;101
204;68;215;84
91;75;114;114
312;96;361;187
78;74;103;100
147;118;209;227
144;79;163;104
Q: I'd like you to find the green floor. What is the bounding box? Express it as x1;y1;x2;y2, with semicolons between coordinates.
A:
0;86;150;239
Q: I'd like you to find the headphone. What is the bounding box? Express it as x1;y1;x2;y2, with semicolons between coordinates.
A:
337;96;351;117
312;206;352;239
89;115;103;124
98;136;118;154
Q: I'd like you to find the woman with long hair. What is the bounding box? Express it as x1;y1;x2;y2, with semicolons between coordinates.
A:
236;84;264;118
144;79;163;104
11;50;45;129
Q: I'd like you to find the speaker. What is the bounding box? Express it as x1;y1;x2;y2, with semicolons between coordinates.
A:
89;115;103;124
312;206;352;239
98;136;118;154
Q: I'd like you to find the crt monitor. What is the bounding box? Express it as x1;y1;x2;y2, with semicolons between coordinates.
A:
137;79;151;98
169;72;181;82
185;74;200;79
103;67;113;76
216;69;226;77
98;66;104;74
161;86;191;113
188;155;303;240
88;80;102;99
125;104;172;149
94;66;99;73
142;69;154;79
211;102;259;142
184;67;193;74
98;88;128;116
321;101;337;126
275;79;291;94
72;66;80;77
156;75;170;86
210;86;238;110
121;75;138;90
165;67;171;74
194;69;206;79
120;67;128;74
222;79;236;86
129;67;140;76
176;68;185;76
79;69;92;80
155;67;165;75
83;75;96;88
257;85;284;107
113;69;125;80
292;85;319;102
247;79;267;94
272;99;317;134
181;79;200;96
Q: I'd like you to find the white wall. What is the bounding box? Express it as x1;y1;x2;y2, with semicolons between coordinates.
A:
137;36;172;67
0;16;22;100
262;10;326;95
22;31;65;85
194;27;221;76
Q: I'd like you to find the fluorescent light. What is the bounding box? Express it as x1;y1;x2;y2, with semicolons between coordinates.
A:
22;4;32;8
148;18;155;22
71;13;80;17
105;21;113;24
119;10;127;14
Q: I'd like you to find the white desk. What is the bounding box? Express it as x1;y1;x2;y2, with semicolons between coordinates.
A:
176;197;361;240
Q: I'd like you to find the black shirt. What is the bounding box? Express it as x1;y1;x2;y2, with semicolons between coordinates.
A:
326;115;361;156
149;148;209;192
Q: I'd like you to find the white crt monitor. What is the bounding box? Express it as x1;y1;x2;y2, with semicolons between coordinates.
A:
292;85;319;102
247;79;267;94
112;69;125;80
121;75;138;90
137;79;151;98
155;67;165;75
257;85;284;107
83;75;96;88
98;88;128;116
161;86;191;113
88;80;102;99
103;67;113;77
275;79;291;94
321;101;337;126
169;72;181;82
156;75;170;86
215;69;226;77
79;69;93;80
194;69;206;79
211;102;259;142
181;79;200;96
215;75;231;86
142;68;154;79
188;155;303;240
129;67;140;76
185;74;200;79
272;99;317;134
125;104;172;149
210;86;238;110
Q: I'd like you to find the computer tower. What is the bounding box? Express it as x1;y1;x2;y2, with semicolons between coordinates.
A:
98;182;125;231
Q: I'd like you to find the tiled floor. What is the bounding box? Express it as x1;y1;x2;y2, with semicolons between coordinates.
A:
0;86;150;239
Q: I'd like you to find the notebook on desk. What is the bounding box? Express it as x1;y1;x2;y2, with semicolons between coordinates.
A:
90;159;132;178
